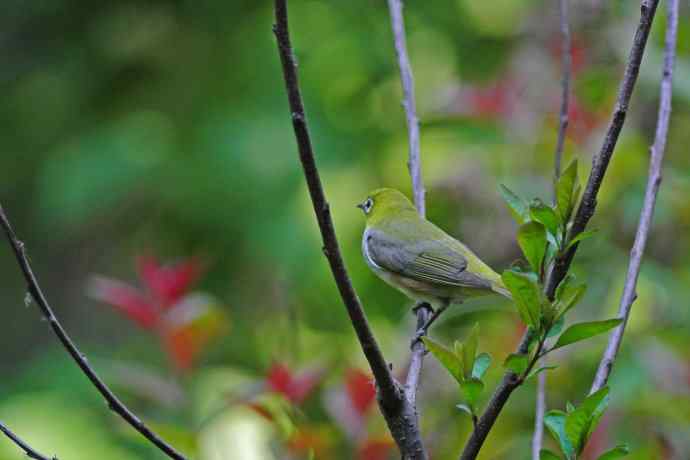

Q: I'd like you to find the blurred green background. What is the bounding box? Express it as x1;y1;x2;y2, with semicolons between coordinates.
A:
1;1;689;459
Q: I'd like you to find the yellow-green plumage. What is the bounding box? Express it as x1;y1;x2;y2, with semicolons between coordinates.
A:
358;188;510;310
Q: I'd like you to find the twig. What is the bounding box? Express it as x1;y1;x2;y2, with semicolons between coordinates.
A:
532;369;547;460
387;0;425;217
553;0;571;184
460;2;659;458
0;421;57;460
535;1;571;456
387;0;430;429
272;2;426;458
545;0;660;299
0;207;188;460
590;0;677;394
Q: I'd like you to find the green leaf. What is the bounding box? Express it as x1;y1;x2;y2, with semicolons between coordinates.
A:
566;402;576;413
460;378;484;406
553;319;623;350
565;387;610;454
567;229;598;249
540;449;563;460
503;353;529;375
472;352;492;380
554;280;587;320
517;221;547;273
456;403;474;417
526;365;558;382
583;387;610;439
502;270;542;327
547;315;565;338
544;410;575;459
499;184;529;224
556;159;578;222
463;324;479;379
596;445;630;460
422;337;463;383
530;199;561;237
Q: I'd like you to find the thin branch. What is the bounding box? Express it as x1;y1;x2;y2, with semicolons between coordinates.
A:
532;368;547;460
460;2;659;458
387;0;425;217
553;0;571;184
0;421;57;460
0;208;188;460
272;2;426;458
535;1;571;455
386;0;430;426
545;0;660;299
590;0;677;394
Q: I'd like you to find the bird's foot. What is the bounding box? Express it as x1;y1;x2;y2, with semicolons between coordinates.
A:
412;302;433;315
410;327;428;349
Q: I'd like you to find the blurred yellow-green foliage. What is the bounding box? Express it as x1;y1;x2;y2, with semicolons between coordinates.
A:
1;1;689;459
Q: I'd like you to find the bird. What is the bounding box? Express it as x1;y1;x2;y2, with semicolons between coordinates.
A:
357;188;510;338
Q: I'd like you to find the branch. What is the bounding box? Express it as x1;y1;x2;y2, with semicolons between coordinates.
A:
553;0;571;184
532;368;547;460
460;2;660;458
386;0;430;427
0;208;188;460
0;422;57;460
535;1;572;456
272;2;426;458
387;0;425;217
590;0;677;394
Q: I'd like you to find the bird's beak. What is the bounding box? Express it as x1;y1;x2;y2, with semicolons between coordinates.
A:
356;202;365;211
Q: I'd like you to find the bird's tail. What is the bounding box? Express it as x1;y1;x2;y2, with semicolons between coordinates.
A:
491;280;512;300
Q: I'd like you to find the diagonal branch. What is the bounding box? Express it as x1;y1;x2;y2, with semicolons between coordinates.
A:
535;1;572;457
0;421;57;460
460;2;660;458
0;207;189;460
272;1;426;458
590;0;677;394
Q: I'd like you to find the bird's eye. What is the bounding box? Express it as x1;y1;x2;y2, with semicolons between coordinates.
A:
364;198;373;213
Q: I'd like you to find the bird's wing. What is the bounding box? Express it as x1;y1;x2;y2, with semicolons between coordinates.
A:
365;228;491;289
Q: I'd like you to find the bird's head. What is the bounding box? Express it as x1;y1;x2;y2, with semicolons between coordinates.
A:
357;188;416;223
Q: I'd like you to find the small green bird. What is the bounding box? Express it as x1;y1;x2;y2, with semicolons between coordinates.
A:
358;188;510;335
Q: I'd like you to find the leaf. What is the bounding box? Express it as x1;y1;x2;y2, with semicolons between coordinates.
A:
530;199;561;237
526;365;558;382
567;229;598;249
499;184;529;224
565;402;575;413
460;378;484;406
554;281;587;320
565;387;610;454
456;403;474;417
556;159;578;222
472;352;492;380
565;407;590;454
596;445;630;460
547;315;565;338
544;410;575;459
502;270;542;327
517;221;548;273
503;353;529;375
463;324;479;379
422;337;463;384
583;386;610;439
553;319;623;350
540;449;563;460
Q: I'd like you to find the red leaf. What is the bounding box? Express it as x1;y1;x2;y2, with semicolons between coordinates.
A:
357;438;394;460
266;363;321;405
88;276;159;329
345;369;376;416
138;255;202;309
161;317;220;371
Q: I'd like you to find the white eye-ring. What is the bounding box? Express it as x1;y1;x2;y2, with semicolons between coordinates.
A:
363;198;373;214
